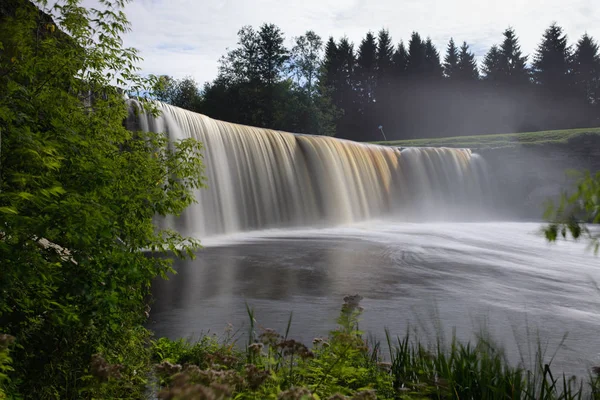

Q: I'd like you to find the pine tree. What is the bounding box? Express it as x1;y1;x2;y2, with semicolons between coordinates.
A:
356;32;378;106
499;27;529;85
424;37;443;78
337;37;356;93
532;23;572;93
321;37;340;89
406;32;427;75
376;29;395;83
443;38;459;79
456;42;479;80
392;41;408;77
482;45;502;82
572;34;600;104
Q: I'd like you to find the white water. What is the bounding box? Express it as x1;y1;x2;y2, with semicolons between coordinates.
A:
130;101;491;238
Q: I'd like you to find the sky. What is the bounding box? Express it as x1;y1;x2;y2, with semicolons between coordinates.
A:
115;0;600;85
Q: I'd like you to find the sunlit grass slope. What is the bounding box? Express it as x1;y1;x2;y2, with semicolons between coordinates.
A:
373;127;600;149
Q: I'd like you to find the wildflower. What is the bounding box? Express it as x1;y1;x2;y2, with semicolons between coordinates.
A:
248;342;264;355
259;328;282;347
245;364;270;389
0;334;15;350
277;339;314;359
206;353;239;369
194;368;244;389
351;389;376;400
90;353;123;381
342;294;364;314
278;386;315;400
328;394;349;400
155;361;183;378
158;381;232;400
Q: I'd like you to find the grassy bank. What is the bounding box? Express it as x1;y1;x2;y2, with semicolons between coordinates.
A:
373;127;600;149
146;296;600;400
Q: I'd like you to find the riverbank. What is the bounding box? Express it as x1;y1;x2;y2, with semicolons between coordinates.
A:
147;295;600;399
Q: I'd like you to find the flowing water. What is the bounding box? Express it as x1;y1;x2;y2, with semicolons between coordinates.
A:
130;102;600;377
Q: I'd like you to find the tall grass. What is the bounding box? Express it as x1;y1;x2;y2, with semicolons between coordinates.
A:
149;296;600;399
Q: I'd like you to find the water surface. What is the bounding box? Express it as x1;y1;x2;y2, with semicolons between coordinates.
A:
149;222;600;376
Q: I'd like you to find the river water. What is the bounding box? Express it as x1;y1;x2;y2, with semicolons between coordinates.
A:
149;221;600;377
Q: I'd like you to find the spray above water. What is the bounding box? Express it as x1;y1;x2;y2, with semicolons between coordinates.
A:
130;101;491;237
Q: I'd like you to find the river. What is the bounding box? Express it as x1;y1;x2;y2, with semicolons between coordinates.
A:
149;221;600;377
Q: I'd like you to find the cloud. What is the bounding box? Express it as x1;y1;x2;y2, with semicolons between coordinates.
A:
108;0;600;84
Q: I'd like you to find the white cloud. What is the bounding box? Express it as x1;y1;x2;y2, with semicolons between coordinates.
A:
116;0;600;84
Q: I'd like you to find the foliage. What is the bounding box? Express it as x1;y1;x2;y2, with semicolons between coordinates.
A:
544;170;600;253
443;38;459;79
0;335;15;400
0;0;204;398
152;296;600;400
152;75;204;112
154;21;600;141
532;23;573;92
456;41;479;81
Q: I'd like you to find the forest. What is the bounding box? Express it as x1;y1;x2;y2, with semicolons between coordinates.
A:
154;24;600;141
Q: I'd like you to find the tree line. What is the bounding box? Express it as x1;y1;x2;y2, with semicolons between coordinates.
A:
155;24;600;141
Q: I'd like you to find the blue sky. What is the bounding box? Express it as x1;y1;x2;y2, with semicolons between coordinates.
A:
114;0;600;84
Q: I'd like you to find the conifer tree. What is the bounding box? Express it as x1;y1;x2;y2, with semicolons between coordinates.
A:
443;38;460;79
406;32;427;76
499;27;530;85
456;41;480;80
376;29;395;84
482;45;502;82
392;41;408;77
356;32;378;106
572;33;600;104
532;23;572;93
424;37;443;78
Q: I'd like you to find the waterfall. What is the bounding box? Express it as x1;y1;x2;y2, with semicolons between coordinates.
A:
130;101;491;238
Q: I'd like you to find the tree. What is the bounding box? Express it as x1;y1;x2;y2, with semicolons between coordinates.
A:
291;30;323;97
482;44;502;82
424;38;443;78
532;23;573;94
499;27;530;85
0;0;204;397
257;23;289;85
218;25;261;83
153;75;203;112
376;29;395;84
355;32;378;108
572;34;600;105
392;41;408;77
456;41;480;80
406;32;427;76
443;38;460;79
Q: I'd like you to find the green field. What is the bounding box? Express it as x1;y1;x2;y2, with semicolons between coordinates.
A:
373;127;600;149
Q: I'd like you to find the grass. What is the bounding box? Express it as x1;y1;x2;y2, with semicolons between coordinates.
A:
372;127;600;149
146;295;600;400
